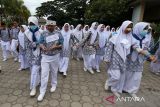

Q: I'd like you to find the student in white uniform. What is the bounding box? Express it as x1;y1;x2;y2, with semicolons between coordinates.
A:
10;21;20;61
72;24;83;60
104;21;133;97
37;19;63;101
105;25;111;39
94;24;109;72
18;25;29;71
39;25;45;33
0;22;11;61
78;22;99;74
123;22;156;98
59;23;75;77
70;25;74;32
25;16;41;97
83;25;89;36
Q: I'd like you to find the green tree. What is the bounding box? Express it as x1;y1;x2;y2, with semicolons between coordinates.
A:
36;0;88;26
0;0;30;24
85;0;132;27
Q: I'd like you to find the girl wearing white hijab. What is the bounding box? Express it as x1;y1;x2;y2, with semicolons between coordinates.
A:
105;25;111;35
111;27;117;36
78;22;99;74
72;24;83;60
70;25;74;33
123;22;156;98
25;16;41;97
18;25;29;71
59;23;75;77
93;24;109;72
39;25;45;33
83;25;89;36
104;21;133;97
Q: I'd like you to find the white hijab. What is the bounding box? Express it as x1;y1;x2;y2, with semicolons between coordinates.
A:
73;24;83;42
61;23;71;50
26;16;41;57
83;25;89;35
97;24;108;48
133;22;149;39
18;25;28;49
131;22;150;62
111;27;115;33
89;22;98;44
28;16;38;26
145;26;152;47
105;25;111;39
110;20;133;62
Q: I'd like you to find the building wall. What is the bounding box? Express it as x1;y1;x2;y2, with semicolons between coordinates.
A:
131;0;145;24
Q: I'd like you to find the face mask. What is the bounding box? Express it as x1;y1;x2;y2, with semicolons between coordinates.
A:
140;30;148;37
30;25;38;31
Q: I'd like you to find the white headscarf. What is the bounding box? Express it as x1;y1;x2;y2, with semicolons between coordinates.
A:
131;22;150;62
105;25;111;39
83;25;89;35
61;23;71;50
28;16;38;26
26;16;41;57
133;22;149;39
97;24;108;48
18;25;28;49
89;22;98;44
73;24;83;42
111;27;115;32
144;26;152;47
110;20;133;62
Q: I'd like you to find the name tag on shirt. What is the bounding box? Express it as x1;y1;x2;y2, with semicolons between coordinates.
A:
46;34;59;43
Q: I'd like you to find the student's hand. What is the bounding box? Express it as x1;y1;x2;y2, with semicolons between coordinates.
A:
32;42;36;48
139;50;146;55
76;44;79;48
50;45;57;50
42;46;47;51
149;55;157;63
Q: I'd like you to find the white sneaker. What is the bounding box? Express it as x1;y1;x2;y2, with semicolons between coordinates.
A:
113;91;120;98
96;69;101;73
30;88;36;97
89;69;94;74
104;81;109;90
83;68;87;72
63;72;67;76
37;94;45;102
50;86;56;93
14;58;18;62
3;58;7;61
130;93;137;98
155;72;160;75
18;68;22;71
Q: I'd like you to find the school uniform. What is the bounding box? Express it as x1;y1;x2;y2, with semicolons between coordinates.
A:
59;23;75;76
104;21;133;97
38;20;64;101
72;24;83;60
25;16;41;96
10;27;19;61
0;28;11;61
93;24;109;72
79;22;99;74
123;22;153;96
18;25;29;70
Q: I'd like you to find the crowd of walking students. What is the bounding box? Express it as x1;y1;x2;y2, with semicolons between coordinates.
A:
0;16;159;101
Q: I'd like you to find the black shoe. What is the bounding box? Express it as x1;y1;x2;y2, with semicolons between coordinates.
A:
122;90;128;93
